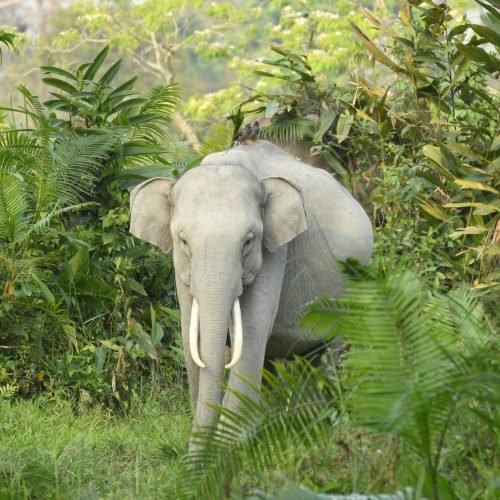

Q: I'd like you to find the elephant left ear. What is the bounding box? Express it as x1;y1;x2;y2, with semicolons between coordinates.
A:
261;176;308;252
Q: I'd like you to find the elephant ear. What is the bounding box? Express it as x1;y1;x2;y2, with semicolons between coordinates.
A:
129;177;175;254
261;176;308;252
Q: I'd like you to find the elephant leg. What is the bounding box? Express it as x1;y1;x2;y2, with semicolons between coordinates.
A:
176;278;200;411
224;246;287;411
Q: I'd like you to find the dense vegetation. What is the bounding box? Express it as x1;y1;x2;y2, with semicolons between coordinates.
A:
0;1;498;498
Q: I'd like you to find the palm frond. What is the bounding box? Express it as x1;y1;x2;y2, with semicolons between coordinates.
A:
50;132;113;204
260;116;313;143
17;85;54;149
180;269;496;498
0;31;16;62
178;359;337;499
0;174;30;243
131;84;180;143
199;122;233;157
140;84;180;118
20;202;95;244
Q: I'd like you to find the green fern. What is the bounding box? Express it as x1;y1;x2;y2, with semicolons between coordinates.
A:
260;116;313;143
130;84;181;144
179;359;336;499
50;132;113;204
179;268;497;499
0;174;29;243
199;122;234;157
0;31;16;63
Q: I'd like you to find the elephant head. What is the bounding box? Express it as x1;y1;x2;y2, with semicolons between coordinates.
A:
129;164;307;427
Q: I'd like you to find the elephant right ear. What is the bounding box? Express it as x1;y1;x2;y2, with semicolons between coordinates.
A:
129;177;175;254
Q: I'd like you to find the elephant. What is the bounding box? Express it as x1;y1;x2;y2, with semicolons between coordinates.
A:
129;140;373;436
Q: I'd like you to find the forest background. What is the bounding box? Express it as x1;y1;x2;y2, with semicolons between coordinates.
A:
0;0;498;498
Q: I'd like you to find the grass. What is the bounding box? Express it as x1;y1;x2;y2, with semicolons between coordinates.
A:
0;382;496;499
0;391;191;499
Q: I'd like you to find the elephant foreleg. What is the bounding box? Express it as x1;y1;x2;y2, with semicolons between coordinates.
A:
224;246;287;411
176;279;200;411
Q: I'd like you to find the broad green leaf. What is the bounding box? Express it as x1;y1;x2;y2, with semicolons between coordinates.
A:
128;113;164;125
68;92;96;99
455;179;498;194
456;43;500;72
110;97;148;114
99;59;122;85
31;272;55;303
450;226;488;238
265;100;280;119
118;164;172;181
253;70;287;80
99;339;122;351
42;77;78;94
322;150;348;177
40;66;77;80
95;347;106;372
423;145;454;180
491;135;500;152
105;76;138;101
336;114;353;144
314;109;336;141
83;45;110;81
445;202;500;215
419;201;449;221
163;307;180;322
68;247;89;281
356;109;377;123
151;322;165;346
471;24;500;48
121;143;168;156
423;145;442;165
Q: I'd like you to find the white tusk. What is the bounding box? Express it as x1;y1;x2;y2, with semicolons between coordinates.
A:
189;299;205;368
225;298;243;369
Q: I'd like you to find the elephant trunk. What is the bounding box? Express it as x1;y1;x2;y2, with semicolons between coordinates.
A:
190;257;243;429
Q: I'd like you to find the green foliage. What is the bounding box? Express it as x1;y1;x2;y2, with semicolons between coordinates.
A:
0;47;190;406
235;1;499;293
181;266;498;499
0;31;16;63
350;0;500;291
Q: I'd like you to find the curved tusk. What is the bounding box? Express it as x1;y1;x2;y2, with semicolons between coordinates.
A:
189;299;205;368
225;298;243;369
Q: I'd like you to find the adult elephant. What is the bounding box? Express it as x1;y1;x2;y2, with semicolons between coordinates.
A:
129;140;373;434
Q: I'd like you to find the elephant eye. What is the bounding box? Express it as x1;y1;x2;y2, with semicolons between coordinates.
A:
178;233;190;253
243;233;255;252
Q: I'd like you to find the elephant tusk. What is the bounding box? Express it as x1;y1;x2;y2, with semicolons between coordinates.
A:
189;299;205;368
225;298;243;369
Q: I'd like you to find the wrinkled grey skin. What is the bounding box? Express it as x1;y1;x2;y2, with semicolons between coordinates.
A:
129;141;373;435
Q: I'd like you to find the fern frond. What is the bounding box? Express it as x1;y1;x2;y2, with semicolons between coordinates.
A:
140;84;180;118
0;174;30;243
181;269;497;498
17;85;54;149
179;359;337;499
199;122;233;157
131;84;180;143
50;132;113;204
0;31;16;61
0;131;44;176
260;116;313;143
19;202;95;244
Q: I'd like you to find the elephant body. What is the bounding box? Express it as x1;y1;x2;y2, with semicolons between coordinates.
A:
130;140;373;434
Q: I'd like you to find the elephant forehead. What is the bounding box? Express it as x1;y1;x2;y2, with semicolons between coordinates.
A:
172;165;263;206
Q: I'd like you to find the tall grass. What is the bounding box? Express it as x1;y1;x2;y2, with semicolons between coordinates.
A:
0;391;190;499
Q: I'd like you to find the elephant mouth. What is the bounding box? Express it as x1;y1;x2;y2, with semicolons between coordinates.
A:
189;298;243;370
